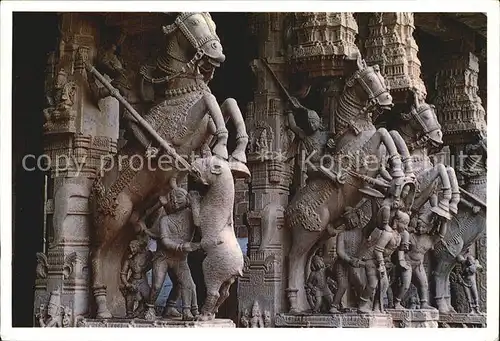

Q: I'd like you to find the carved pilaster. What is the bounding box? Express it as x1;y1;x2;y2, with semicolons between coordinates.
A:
35;13;119;323
364;13;426;100
289;13;359;78
434;50;486;145
239;13;293;327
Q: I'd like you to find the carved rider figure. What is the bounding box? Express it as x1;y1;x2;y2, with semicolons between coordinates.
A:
456;253;483;314
119;238;153;318
142;185;200;321
393;210;446;310
305;254;336;313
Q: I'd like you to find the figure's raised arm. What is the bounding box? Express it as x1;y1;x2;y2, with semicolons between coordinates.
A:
287;111;306;140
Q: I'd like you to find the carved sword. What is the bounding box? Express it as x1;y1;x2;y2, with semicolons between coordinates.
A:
85;62;194;175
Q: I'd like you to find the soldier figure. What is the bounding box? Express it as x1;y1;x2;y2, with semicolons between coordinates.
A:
330;206;366;311
142;186;200;321
305;254;336;313
119;238;153;318
456;253;483;314
393;210;446;310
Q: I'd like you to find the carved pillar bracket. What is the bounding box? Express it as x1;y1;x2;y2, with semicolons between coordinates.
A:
434;50;487;145
364;13;426;101
289;13;359;79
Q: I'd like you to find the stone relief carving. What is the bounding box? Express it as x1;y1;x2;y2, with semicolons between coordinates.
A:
119;238;153;318
86;12;250;319
36;252;49;279
43;68;78;131
456;253;483;314
31;12;488;329
140;184;200;321
36;289;72;328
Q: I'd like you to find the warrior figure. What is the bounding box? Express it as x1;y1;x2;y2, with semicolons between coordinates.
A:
358;209;410;313
142;186;200;321
330;206;366;311
456;253;483;314
393;210;446;309
119;238;153;318
305;254;336;313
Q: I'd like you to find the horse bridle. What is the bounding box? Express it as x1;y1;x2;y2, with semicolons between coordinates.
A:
140;12;220;84
345;63;390;108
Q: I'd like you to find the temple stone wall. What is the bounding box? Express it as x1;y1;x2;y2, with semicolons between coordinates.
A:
21;11;487;328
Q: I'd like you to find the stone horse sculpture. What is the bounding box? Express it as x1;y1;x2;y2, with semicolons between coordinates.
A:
432;134;487;313
284;58;420;313
389;94;486;313
87;12;250;318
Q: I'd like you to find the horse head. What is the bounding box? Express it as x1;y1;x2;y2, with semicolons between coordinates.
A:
159;12;225;81
344;56;394;115
399;90;444;152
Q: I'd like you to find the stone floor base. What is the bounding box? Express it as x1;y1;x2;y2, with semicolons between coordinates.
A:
438;312;487;328
76;317;236;328
274;313;393;328
386;308;439;328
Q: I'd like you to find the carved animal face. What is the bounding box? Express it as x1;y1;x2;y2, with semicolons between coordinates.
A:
402;93;443;150
346;58;393;113
191;155;230;186
163;12;225;77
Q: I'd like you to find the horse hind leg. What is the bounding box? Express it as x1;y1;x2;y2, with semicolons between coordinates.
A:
389;130;415;178
371;128;404;178
213;277;236;315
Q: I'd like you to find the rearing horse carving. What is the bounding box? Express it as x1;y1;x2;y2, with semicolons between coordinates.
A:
87;12;249;318
284;58;421;313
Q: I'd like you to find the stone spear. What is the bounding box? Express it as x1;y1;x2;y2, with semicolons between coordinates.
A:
84;62;194;175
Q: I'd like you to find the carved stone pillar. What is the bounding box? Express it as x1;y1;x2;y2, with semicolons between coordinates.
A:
289;13;359;132
34;13;119;324
434;49;486;145
238;13;294;328
364;13;426;102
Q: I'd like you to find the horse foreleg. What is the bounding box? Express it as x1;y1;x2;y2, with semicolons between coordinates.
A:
369;128;404;178
389;130;415;178
202;93;229;160
90;245;113;318
446;167;460;214
427;165;453;219
220;98;248;164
